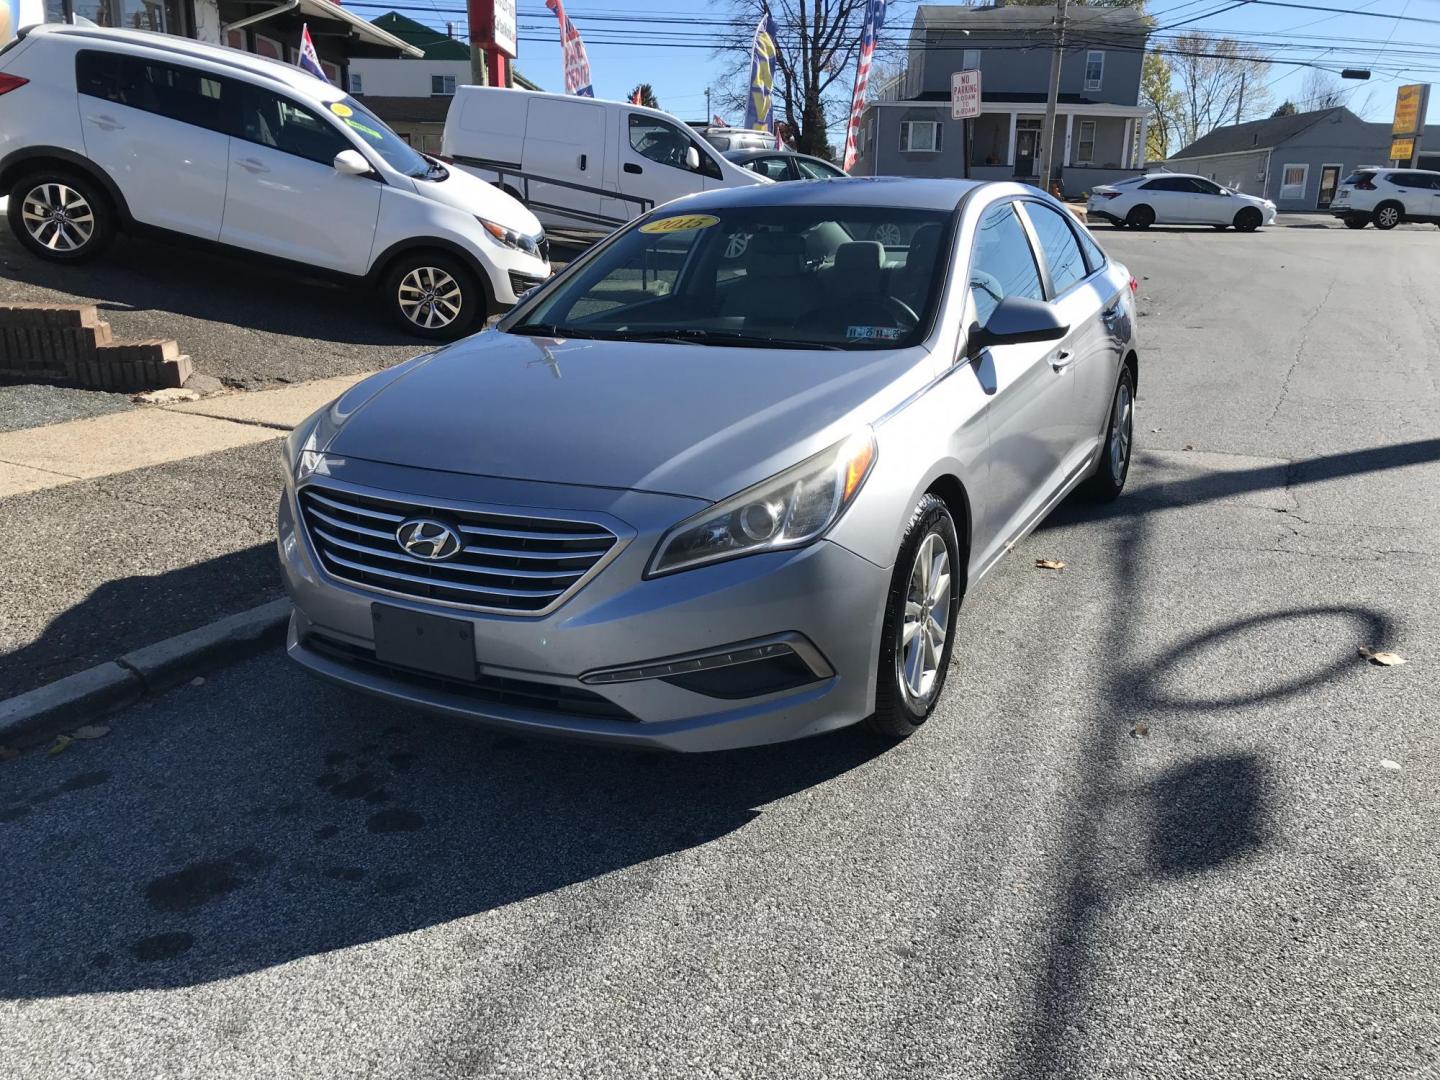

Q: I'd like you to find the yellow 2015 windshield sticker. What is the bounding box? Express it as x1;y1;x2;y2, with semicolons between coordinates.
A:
328;101;354;118
639;214;720;234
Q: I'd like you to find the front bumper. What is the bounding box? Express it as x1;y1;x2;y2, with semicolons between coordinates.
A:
277;457;891;751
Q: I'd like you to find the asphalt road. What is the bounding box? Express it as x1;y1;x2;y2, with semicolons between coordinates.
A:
2;224;1438;1079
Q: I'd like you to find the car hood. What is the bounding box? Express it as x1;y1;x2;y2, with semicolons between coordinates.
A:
412;165;543;236
321;331;936;502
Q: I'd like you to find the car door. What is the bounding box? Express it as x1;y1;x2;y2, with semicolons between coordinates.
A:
613;112;718;209
966;201;1078;556
1136;177;1186;222
75;49;231;240
221;84;382;275
1184;176;1234;223
522;95;611;228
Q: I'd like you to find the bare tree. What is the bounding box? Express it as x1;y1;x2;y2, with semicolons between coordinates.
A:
1142;51;1182;160
716;0;870;159
1297;68;1344;112
1170;32;1272;146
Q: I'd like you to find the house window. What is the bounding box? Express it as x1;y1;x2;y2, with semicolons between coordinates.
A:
349;72;364;94
900;121;942;153
321;60;340;85
1280;163;1308;199
1085;50;1104;91
252;33;283;61
962;49;980;71
1076;120;1096;165
431;74;456;96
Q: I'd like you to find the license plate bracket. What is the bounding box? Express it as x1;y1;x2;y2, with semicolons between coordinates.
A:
372;604;475;681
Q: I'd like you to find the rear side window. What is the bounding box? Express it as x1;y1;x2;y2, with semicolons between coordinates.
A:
1341;170;1375;185
747;157;791;182
235;83;352;166
1023;202;1088;296
76;50;232;134
795;158;844;180
968;202;1044;325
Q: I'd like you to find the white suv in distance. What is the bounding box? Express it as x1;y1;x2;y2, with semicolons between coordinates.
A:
0;24;550;339
1087;172;1276;231
1331;167;1440;230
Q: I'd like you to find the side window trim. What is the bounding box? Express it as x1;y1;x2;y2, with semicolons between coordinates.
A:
1015;198;1099;299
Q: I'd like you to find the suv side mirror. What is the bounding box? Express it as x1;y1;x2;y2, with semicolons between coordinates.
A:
684;145;701;171
334;149;371;176
966;296;1069;361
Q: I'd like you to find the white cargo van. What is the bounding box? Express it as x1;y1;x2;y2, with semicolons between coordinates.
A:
442;88;768;233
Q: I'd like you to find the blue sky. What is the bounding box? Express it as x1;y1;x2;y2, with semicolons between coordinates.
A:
374;0;1437;127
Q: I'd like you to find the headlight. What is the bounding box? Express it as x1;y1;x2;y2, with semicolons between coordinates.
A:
646;430;877;577
479;218;541;257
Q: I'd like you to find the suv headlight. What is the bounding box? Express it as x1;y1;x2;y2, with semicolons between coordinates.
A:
647;430;877;577
478;217;540;257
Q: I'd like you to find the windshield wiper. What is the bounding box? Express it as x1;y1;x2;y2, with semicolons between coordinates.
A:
507;323;615;340
623;328;844;351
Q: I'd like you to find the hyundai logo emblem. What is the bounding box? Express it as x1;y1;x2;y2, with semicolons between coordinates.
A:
395;517;463;561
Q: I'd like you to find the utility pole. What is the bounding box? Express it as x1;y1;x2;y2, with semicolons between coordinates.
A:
705;87;712;123
1037;0;1068;194
1235;72;1246;125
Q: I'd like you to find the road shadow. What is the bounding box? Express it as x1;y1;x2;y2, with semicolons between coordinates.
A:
0;663;886;998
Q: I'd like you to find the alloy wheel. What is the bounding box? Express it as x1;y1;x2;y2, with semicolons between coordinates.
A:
1377;206;1400;229
397;266;463;330
1110;378;1133;483
900;531;951;701
20;182;95;253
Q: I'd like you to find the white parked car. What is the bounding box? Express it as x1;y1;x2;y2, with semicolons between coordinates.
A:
1087;172;1277;231
443;88;767;235
0;24;549;339
1331;167;1440;230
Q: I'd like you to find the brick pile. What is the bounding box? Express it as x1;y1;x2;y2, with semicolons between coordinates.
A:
0;303;192;392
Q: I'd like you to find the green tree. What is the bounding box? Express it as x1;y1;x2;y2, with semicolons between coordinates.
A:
629;84;660;109
1271;101;1297;117
1141;51;1182;160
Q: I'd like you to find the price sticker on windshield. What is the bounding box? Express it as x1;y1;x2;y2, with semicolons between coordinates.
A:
329;102;354;118
639;214;720;234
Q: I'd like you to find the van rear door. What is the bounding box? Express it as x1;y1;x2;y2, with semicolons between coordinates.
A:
521;96;611;230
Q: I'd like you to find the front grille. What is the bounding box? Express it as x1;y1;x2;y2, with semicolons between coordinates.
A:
306;633;637;721
298;484;619;614
509;269;546;297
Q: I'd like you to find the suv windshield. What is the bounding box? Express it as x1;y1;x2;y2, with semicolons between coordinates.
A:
506;205;951;350
332;95;434;178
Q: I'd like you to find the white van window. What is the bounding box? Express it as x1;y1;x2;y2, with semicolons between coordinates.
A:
628;114;717;177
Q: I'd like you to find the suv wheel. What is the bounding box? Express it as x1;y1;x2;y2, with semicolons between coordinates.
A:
8;171;114;262
1373;202;1402;230
866;494;963;740
382;253;484;341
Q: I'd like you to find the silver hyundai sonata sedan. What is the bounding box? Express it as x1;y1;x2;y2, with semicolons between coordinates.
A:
277;178;1138;751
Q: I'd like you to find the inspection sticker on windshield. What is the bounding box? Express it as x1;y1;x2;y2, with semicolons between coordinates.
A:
328;102;354;118
847;326;903;341
639;214;720;234
345;118;383;140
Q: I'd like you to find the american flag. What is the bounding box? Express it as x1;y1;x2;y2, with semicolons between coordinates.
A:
545;0;594;98
841;0;887;172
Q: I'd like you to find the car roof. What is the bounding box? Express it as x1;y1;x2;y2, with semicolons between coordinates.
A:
723;149;824;162
665;176;984;212
23;24;346;102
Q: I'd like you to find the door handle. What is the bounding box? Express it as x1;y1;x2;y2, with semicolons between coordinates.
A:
87;114;123;131
578;153;587;171
237;158;270;174
624;162;643;175
1050;349;1075;371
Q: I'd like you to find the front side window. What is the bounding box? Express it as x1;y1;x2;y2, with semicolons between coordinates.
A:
1190;177;1223;195
900;121;942;153
431;74;456;96
1085;51;1104;90
507;205;953;350
76;51;231;134
968;202;1043;326
629;114;711;174
747;157;793;182
236;85;351;166
1022;202;1088;296
1280;164;1308;199
332;95;433;176
1075;120;1096;165
796;157;845;179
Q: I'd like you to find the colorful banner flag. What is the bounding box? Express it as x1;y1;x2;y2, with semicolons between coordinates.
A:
742;10;779;134
545;0;594;98
842;0;887;172
297;23;328;82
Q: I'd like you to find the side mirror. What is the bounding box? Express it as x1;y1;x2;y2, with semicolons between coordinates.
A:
333;149;371;176
966;296;1069;361
684;145;701;171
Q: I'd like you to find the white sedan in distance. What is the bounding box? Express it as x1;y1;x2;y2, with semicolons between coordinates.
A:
1087;173;1277;232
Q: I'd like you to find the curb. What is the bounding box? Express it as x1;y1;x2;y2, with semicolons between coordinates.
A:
0;598;291;750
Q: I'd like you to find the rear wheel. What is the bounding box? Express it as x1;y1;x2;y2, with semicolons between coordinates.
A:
1125;204;1155;230
382;253;484;341
1234;207;1263;232
1080;366;1134;503
1373;202;1402;230
1343;215;1369;230
866;494;962;741
7;170;115;263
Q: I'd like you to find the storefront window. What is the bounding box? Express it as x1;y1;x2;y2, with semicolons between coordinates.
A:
61;0;188;33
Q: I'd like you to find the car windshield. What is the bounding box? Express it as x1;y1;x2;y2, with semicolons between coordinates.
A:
505;205;952;350
332;95;433;178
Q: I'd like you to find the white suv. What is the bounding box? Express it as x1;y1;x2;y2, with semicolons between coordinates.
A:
0;24;550;339
1331;167;1440;230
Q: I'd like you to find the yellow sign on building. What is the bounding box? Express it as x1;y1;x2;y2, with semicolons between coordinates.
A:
1392;85;1424;136
1390;137;1416;162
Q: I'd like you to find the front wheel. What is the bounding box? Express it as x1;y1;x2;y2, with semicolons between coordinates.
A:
8;170;115;263
1234;207;1263;232
1080;366;1135;503
1373;202;1402;230
382;253;485;340
867;494;963;740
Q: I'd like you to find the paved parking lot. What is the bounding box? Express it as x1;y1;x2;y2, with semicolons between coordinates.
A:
1;221;1438;1079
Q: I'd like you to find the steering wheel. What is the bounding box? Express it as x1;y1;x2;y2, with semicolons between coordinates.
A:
797;295;920;334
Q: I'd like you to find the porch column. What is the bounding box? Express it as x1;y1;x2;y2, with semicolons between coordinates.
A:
1063;113;1074;168
1120;119;1132;171
1007;112;1018;168
1136;117;1150;167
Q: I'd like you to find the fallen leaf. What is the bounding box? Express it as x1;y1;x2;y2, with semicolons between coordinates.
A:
189;676;206;687
1380;759;1401;771
1131;724;1150;738
47;735;73;757
1181;444;1194;451
1358;647;1408;667
70;724;110;741
0;745;18;762
1035;559;1066;570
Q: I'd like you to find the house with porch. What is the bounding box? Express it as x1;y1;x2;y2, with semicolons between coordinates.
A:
852;2;1150;194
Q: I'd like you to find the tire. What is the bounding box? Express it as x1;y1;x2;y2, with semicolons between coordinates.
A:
1125;204;1155;230
1343;215;1369;230
866;494;963;740
1234;207;1263;232
1080;365;1135;503
381;252;485;341
1373;202;1402;230
7;169;115;263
